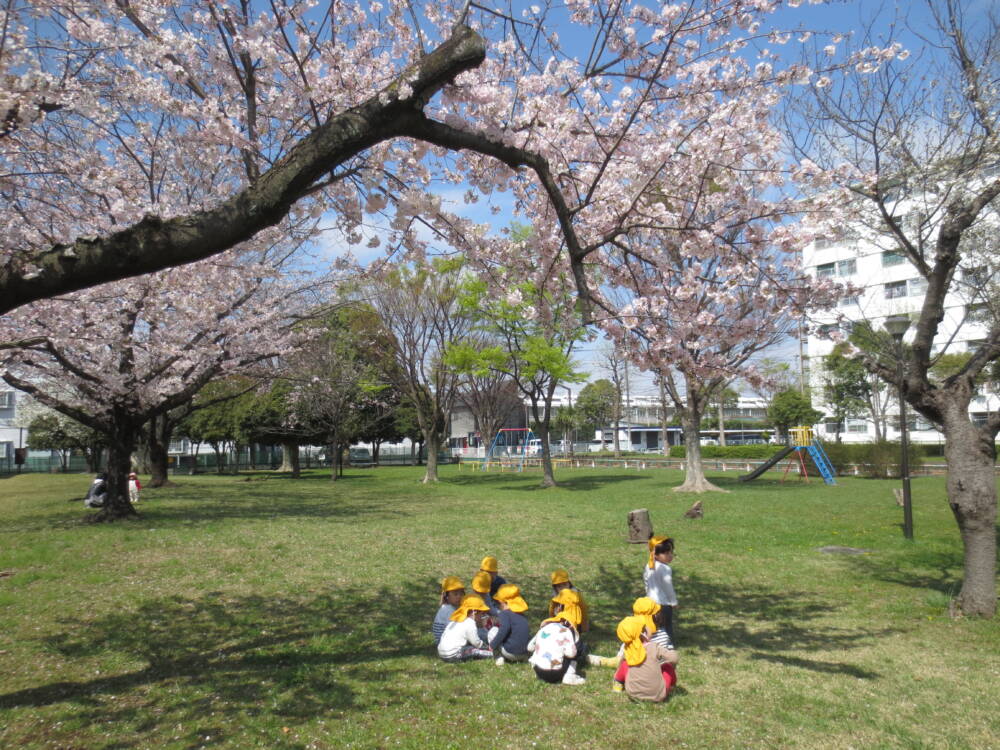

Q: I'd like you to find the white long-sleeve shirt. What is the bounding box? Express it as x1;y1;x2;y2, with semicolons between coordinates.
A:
643;561;678;606
437;617;486;659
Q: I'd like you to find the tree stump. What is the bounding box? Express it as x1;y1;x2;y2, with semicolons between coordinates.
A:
893;488;904;507
628;508;653;543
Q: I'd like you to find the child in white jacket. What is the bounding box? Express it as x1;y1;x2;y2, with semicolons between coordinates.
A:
437;594;493;662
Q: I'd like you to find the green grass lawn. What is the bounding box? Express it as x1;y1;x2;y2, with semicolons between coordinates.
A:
0;466;997;749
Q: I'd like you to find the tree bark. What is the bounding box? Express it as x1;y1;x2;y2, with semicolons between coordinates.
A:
718;401;727;447
942;412;997;617
536;416;557;488
94;413;137;520
147;414;175;487
422;430;440;483
675;409;724;493
280;441;300;478
328;437;338;482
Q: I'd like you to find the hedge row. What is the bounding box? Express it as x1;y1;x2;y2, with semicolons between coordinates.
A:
668;445;777;459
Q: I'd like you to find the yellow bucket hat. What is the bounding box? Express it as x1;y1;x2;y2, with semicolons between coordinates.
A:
648;534;671;569
440;576;464;594
494;583;528;613
480;556;499;574
471;571;492;595
546;587;582;627
631;596;660;634
617;615;650;666
450;594;490;622
550;569;570;585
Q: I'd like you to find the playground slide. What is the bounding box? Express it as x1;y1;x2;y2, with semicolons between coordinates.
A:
738;445;795;482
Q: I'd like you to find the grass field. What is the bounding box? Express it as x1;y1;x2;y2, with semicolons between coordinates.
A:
0;466;998;750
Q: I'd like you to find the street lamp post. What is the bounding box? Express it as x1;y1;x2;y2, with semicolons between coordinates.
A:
884;314;914;540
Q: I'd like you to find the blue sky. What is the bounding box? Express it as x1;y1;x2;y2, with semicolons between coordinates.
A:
313;0;985;394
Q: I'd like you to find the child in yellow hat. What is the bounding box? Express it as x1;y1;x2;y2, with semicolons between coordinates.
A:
611;597;663;692
644;535;678;646
548;569;590;632
614;613;679;702
478;555;507;596
437;594;494;662
490;584;532;666
527;591;587;685
432;576;465;646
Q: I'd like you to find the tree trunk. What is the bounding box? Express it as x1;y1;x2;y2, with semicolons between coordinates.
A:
718;401;727;446
328;437;338;482
675;408;725;493
280;441;300;478
942;413;997;616
147;414;175;488
94;415;137;520
422;430;440;483
537;418;557;488
372;439;382;466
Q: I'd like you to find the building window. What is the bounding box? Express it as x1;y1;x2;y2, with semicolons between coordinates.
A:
816;262;836;278
846;420;868;434
882;250;907;266
971;412;988;427
840;296;859;307
908;277;928;296
885;280;907;299
0;391;13;408
967;303;991;324
837;259;857;276
824;420;843;434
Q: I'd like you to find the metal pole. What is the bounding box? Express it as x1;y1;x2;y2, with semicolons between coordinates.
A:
896;340;914;540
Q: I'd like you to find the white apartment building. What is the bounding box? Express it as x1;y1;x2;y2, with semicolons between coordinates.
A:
802;223;997;444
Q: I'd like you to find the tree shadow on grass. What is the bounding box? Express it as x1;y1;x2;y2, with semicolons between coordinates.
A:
0;581;445;748
841;547;968;598
586;561;889;680
0;479;411;534
445;472;647;492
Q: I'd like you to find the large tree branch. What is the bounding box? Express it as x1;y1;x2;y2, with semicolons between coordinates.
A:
1;25;487;316
400;114;598;322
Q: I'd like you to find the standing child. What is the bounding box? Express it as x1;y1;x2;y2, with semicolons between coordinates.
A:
614;614;679;702
437;594;494;662
643;535;678;645
490;584;531;665
432;576;465;646
128;472;141;504
527;593;586;685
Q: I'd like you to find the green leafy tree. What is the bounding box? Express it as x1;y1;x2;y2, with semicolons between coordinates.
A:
27;412;105;471
821;343;872;443
575;379;618;441
767;389;824;442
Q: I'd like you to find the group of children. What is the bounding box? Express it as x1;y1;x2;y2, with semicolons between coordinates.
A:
432;535;679;702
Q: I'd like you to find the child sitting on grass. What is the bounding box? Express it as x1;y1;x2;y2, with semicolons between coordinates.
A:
479;555;507;596
490;584;531;665
548;569;590;632
432;576;465;646
437;594;494;663
614;614;679;702
527;592;587;685
612;597;667;692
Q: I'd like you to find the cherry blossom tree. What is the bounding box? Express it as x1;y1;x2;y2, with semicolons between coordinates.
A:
786;0;1000;616
0;0;902;317
0;253;304;518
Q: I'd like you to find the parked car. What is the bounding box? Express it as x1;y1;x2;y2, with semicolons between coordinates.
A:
348;447;373;467
588;440;612;453
526;439;565;457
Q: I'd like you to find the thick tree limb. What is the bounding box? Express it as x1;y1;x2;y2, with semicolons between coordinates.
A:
1;25;487;316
